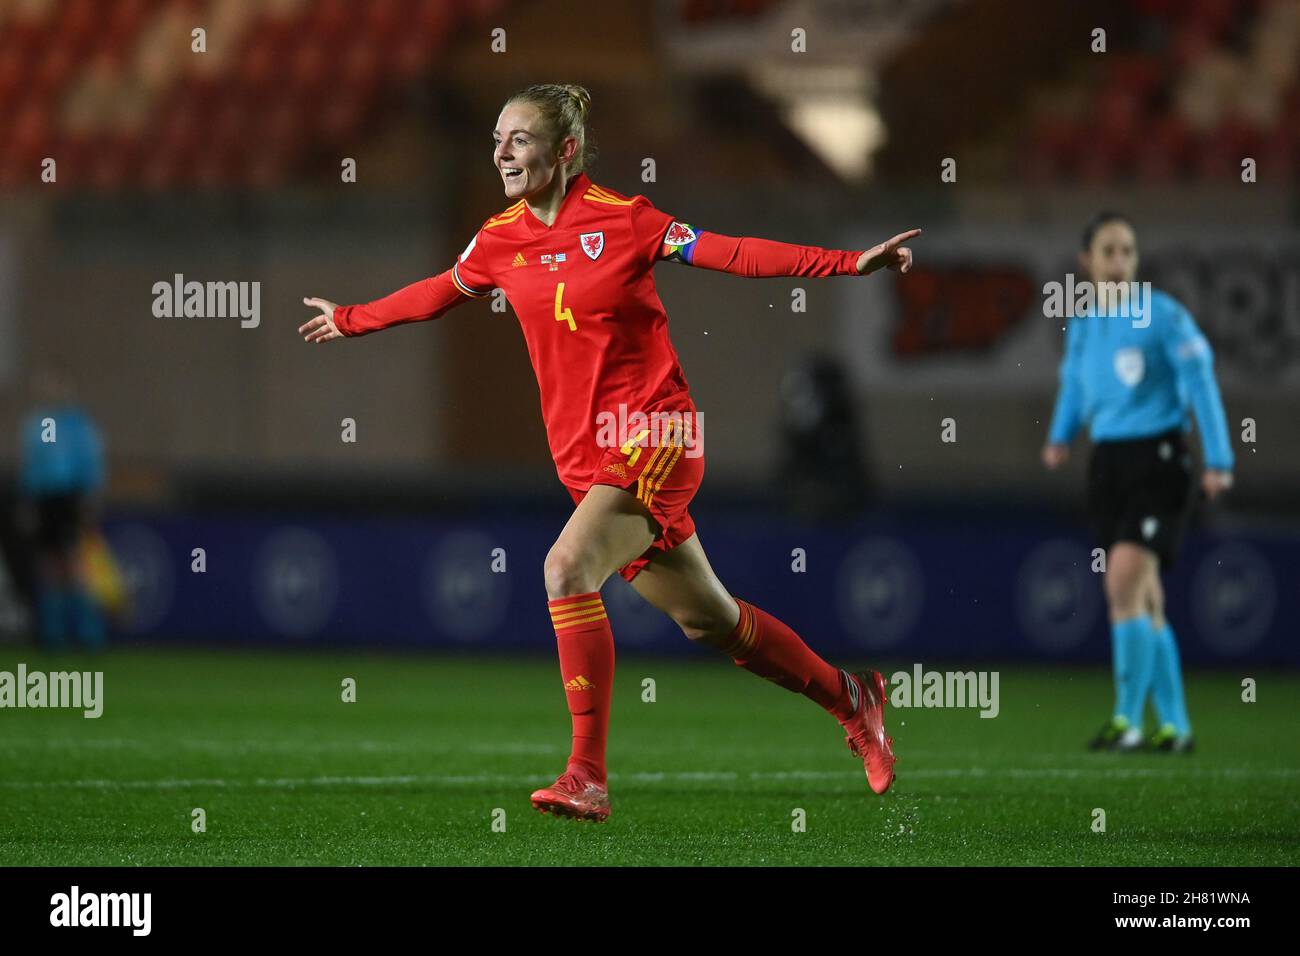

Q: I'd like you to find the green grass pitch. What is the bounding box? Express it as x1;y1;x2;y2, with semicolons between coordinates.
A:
1;648;1296;866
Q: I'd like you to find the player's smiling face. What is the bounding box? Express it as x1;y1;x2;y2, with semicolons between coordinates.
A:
493;104;558;199
1081;220;1138;284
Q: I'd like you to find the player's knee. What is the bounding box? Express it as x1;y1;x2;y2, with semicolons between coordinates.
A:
543;545;597;599
1104;570;1143;617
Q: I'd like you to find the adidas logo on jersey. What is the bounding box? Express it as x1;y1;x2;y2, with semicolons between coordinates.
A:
512;252;527;267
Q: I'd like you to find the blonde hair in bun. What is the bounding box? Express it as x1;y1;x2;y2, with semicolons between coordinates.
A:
504;83;598;180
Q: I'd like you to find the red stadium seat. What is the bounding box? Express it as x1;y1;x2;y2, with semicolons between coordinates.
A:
1107;54;1165;99
414;0;454;43
288;43;329;98
318;90;365;141
365;0;406;43
57;0;103;60
308;0;352;44
0;42;29;107
1136;115;1193;181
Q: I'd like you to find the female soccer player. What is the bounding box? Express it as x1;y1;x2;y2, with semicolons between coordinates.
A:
1043;212;1234;754
301;84;920;820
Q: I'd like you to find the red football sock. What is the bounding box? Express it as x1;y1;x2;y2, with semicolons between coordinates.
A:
548;592;615;783
718;598;856;721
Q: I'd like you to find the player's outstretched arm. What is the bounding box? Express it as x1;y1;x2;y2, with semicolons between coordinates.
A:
299;269;477;343
637;194;919;278
653;211;920;279
677;228;921;278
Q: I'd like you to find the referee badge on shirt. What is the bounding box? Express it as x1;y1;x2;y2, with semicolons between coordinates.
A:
580;231;605;260
1113;347;1145;387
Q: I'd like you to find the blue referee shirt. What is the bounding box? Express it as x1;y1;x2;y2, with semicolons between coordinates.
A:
1047;288;1234;471
19;404;106;497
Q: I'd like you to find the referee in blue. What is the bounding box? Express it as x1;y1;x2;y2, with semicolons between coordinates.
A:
1043;213;1234;753
19;367;107;649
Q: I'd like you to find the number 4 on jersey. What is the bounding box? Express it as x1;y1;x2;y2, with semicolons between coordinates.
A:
554;281;576;331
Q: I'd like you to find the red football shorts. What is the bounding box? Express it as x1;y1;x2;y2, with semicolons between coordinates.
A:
564;413;704;582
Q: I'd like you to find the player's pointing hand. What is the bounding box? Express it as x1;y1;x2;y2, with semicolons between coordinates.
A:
857;229;921;276
300;297;343;343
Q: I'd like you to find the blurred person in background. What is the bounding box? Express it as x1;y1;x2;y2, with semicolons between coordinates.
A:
301;83;921;820
17;365;108;650
777;353;872;520
1043;212;1234;754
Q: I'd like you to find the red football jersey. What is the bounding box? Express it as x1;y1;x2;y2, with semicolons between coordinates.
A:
333;171;864;488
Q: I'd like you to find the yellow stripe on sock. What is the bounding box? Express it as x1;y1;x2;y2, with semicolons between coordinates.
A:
736;602;757;656
551;610;609;630
550;598;606;623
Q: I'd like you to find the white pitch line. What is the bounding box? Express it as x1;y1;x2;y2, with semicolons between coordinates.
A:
0;738;564;755
1;766;1297;791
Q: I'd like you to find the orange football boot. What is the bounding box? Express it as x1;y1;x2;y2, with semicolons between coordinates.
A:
529;769;611;822
840;670;897;794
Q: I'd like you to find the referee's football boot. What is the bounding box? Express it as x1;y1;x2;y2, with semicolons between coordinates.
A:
1088;716;1145;752
1149;724;1195;753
